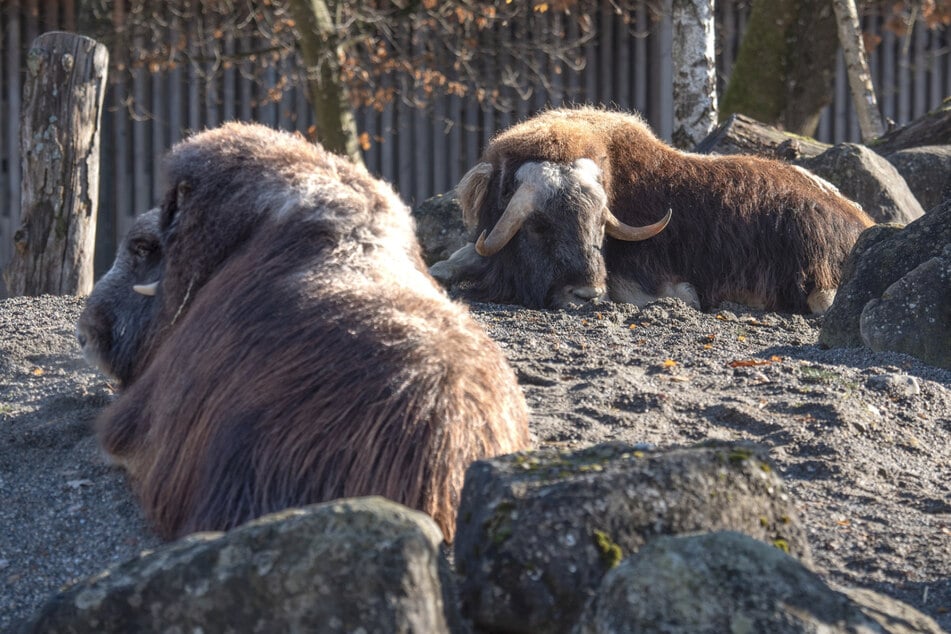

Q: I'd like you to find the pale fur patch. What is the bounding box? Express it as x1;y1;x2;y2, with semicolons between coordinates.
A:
610;277;699;309
807;288;837;314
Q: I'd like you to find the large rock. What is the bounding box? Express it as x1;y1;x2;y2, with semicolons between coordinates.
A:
859;245;951;369
575;531;943;634
20;497;462;634
885;145;951;213
820;198;951;350
453;442;809;634
797;143;924;224
412;192;468;265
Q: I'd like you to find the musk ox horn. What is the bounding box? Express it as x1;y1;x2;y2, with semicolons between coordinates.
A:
604;207;672;242
132;281;159;296
475;180;537;257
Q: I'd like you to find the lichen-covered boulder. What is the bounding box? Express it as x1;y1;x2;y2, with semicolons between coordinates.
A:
820;198;951;349
412;192;468;265
19;497;462;634
575;531;943;634
797;143;924;224
885;145;951;213
859;245;951;369
454;442;809;634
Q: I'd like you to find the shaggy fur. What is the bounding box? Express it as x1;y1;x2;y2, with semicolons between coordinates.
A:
83;122;531;541
458;107;874;313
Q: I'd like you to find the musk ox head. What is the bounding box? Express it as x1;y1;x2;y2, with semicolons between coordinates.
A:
449;137;669;309
76;209;163;386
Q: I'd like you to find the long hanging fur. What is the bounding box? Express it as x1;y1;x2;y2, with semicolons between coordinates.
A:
87;122;531;541
456;107;874;313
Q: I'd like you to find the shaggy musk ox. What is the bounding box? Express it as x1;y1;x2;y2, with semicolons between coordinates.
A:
433;107;874;313
76;122;531;541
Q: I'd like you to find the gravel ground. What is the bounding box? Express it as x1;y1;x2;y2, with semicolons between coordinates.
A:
1;294;949;631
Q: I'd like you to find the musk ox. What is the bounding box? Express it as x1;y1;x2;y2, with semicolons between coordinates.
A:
432;107;874;313
76;122;531;542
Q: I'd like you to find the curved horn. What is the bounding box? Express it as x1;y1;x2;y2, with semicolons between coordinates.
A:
132;281;159;297
604;207;672;242
475;181;537;257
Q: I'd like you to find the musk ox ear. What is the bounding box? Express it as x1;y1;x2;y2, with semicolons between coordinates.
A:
456;162;493;230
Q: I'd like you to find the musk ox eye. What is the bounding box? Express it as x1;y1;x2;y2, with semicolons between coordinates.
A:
130;238;157;259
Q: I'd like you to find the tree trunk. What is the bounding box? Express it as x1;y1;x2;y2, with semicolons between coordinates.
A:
867;98;951;155
671;0;718;150
694;114;831;160
4;32;109;297
831;0;885;141
286;0;364;167
720;0;838;137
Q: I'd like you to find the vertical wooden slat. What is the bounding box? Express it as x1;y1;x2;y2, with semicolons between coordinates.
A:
380;73;397;183
223;31;236;122
614;7;630;109
913;19;926;119
654;7;673;140
113;3;133;243
928;29;941;110
897;30;911;125
398;77;413;200
599;3;613;104
6;1;22;231
132;36;150;216
448;93;463;186
239;37;252;122
168;16;183;145
62;0;74;32
0;2;7;278
432;95;447;195
584;13;598;103
634;3;648;115
881;24;896;122
566;15;581;105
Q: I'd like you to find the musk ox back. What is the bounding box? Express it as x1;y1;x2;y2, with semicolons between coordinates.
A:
438;107;873;313
77;122;531;541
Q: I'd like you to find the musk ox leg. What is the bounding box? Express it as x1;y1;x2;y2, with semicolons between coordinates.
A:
429;242;482;286
807;288;837;314
610;276;700;310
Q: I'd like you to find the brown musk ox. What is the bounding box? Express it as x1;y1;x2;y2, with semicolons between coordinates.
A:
76;122;531;542
432;107;874;313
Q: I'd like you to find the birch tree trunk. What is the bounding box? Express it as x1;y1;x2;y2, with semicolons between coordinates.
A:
671;0;717;150
832;0;885;141
4;32;109;297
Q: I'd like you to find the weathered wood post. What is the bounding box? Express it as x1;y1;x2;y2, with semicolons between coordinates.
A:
4;32;109;296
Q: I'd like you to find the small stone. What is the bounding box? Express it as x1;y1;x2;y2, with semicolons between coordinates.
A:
866;373;920;397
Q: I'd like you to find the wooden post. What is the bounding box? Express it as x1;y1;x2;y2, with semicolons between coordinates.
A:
4;31;108;297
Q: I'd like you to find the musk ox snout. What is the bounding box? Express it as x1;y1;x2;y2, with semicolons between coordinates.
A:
77;208;163;386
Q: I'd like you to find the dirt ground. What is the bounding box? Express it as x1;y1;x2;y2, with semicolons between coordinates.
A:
1;294;949;631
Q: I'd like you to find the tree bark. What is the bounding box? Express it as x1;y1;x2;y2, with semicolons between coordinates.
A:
286;0;364;166
4;32;109;297
832;0;885;141
671;0;718;150
720;0;838;137
694;114;831;159
867;99;951;156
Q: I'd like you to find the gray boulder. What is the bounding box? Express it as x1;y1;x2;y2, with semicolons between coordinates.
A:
20;497;462;634
575;531;942;634
412;192;468;265
820;198;951;351
859;245;951;369
797;143;924;224
453;442;809;634
885;145;951;213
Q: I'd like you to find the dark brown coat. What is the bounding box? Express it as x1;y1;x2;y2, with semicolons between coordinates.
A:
86;122;531;541
458;107;874;313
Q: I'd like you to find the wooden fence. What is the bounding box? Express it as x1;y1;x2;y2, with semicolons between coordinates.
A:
1;1;949;286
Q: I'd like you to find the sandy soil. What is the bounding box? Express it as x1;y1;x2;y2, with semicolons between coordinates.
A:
1;294;949;631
